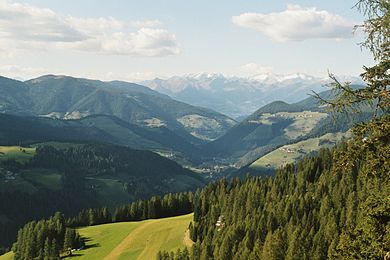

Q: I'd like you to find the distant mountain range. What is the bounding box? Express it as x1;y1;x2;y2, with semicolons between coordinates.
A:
142;73;363;119
0;75;235;143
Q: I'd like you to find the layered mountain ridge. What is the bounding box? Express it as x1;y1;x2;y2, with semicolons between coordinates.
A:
0;75;235;143
142;73;363;118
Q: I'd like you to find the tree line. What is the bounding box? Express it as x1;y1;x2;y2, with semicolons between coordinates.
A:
66;192;194;227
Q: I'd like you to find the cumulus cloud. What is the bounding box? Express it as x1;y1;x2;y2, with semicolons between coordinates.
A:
130;20;163;28
232;5;355;42
0;0;180;56
239;63;273;76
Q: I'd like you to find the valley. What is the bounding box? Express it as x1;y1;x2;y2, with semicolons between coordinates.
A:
0;77;385;260
0;73;372;257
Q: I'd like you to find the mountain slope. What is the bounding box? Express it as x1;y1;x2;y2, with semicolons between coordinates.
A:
203;108;328;160
175;141;389;259
0;113;201;160
202;88;371;166
0;75;235;142
249;131;350;170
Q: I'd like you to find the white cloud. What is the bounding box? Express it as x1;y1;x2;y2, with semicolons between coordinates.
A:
0;64;163;82
239;63;273;76
130;20;163;28
232;5;355;42
0;65;48;80
0;0;180;56
103;71;162;82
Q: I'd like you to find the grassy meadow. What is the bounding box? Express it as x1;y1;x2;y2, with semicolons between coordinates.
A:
73;213;193;260
0;214;193;260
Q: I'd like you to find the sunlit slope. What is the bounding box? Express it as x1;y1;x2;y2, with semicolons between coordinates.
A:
250;132;350;170
0;146;35;162
204;109;327;160
0;252;13;260
74;213;193;260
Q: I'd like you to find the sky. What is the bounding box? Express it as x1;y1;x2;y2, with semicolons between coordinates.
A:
0;0;374;82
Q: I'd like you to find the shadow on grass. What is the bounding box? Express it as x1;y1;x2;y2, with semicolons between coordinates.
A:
82;236;101;249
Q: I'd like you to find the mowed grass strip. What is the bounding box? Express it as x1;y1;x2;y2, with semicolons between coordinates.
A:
74;213;193;260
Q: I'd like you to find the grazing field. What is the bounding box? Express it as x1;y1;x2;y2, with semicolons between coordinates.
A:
250;132;350;170
253;111;328;140
0;146;35;162
73;213;193;260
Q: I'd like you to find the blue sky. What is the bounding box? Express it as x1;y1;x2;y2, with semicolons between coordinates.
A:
0;0;374;81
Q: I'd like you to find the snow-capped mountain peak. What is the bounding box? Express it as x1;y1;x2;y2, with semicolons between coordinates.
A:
141;73;363;118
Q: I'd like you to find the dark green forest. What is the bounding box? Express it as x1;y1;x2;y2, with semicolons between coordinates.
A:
158;131;389;259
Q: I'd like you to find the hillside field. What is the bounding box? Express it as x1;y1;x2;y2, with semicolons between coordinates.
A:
0;146;35;162
0;214;193;260
250;132;350;170
250;111;328;140
75;213;193;260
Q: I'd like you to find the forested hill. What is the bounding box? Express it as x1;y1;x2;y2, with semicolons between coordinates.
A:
0;113;201;160
0;75;235;143
161;129;390;259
